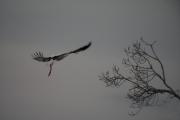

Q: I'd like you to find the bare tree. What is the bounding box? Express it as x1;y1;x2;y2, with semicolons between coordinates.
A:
99;38;180;115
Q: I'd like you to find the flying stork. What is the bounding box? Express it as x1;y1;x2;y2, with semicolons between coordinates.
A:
32;42;92;77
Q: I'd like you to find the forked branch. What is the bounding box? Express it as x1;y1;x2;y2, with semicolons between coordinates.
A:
99;38;180;115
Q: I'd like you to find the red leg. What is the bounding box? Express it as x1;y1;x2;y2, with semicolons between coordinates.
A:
48;62;54;77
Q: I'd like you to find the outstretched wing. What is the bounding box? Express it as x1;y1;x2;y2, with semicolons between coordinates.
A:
32;52;51;62
52;53;69;61
69;42;92;54
52;42;92;61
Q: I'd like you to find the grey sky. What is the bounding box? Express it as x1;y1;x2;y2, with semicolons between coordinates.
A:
0;0;180;120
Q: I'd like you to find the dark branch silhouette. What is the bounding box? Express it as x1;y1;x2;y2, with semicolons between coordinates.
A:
32;42;92;77
99;38;180;115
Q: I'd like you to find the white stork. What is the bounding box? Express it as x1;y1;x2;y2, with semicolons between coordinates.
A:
32;42;91;77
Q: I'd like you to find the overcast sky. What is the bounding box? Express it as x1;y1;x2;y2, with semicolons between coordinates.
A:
0;0;180;120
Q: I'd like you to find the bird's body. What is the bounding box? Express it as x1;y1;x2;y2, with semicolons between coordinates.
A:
32;42;91;77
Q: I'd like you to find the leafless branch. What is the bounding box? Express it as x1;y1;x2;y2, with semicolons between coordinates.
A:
99;38;180;115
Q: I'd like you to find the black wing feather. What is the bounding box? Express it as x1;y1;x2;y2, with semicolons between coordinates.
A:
70;42;92;54
52;53;69;61
32;52;51;62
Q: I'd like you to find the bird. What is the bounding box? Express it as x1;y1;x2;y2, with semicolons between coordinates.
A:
32;42;92;77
